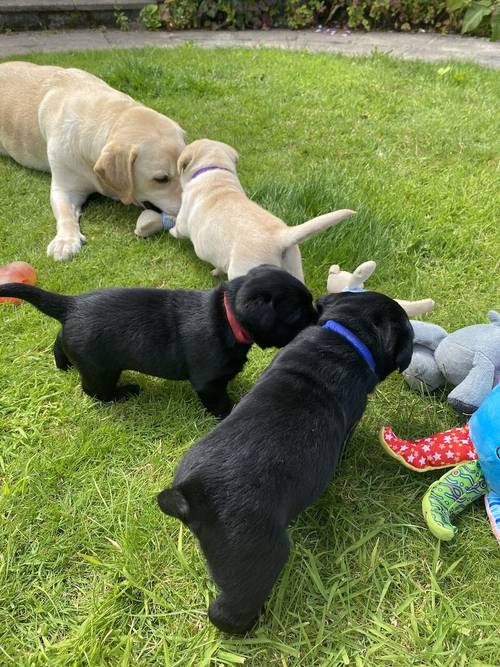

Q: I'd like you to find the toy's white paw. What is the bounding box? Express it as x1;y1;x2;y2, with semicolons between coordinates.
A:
47;233;86;260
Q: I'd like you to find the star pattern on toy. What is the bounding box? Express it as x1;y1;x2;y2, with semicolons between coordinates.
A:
381;424;477;470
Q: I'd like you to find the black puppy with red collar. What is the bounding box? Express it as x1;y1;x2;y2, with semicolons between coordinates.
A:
0;265;315;418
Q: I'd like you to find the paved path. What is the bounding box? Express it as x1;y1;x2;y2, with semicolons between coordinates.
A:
0;28;498;68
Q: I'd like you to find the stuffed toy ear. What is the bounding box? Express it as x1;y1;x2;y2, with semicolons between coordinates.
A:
396;298;435;317
350;260;376;286
94;142;137;205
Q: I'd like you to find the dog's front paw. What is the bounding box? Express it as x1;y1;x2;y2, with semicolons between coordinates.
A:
47;233;86;261
208;597;257;635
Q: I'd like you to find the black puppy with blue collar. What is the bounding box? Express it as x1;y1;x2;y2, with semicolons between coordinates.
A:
158;290;414;633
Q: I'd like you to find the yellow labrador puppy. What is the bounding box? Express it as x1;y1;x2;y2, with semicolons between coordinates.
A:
171;139;354;282
0;61;185;260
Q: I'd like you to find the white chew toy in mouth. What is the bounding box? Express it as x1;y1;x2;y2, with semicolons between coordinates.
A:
135;210;176;238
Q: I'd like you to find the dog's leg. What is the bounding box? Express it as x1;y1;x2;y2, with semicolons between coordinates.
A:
53;332;72;371
78;365;139;402
207;532;290;634
46;170;89;260
194;378;233;419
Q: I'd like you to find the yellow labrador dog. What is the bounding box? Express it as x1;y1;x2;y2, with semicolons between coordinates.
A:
171;139;354;282
0;61;185;260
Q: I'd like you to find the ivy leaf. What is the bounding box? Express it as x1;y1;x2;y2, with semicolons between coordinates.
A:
491;10;500;40
448;0;469;10
461;0;492;32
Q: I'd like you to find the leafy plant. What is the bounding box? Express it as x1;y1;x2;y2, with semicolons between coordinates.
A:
139;3;163;29
140;0;499;39
114;9;130;31
448;0;499;39
160;0;198;28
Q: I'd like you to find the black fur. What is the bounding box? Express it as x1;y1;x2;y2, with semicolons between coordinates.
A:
157;291;414;633
0;265;315;418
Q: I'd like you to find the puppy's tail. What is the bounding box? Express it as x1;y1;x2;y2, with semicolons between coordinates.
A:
0;283;71;322
157;487;190;521
280;209;355;248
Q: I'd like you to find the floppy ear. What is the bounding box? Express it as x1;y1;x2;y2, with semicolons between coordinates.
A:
223;143;239;165
177;145;194;175
316;295;328;317
94;142;137;205
395;326;414;372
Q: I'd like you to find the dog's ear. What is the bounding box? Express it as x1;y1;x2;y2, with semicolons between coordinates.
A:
316;296;328;317
222;143;239;165
94;142;137;205
394;325;414;372
177;145;195;175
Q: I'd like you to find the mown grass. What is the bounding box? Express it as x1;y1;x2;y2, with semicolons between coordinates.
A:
0;46;499;666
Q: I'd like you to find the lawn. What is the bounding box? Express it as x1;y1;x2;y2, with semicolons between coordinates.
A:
0;45;499;666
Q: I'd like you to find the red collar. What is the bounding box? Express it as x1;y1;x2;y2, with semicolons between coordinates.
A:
223;292;253;345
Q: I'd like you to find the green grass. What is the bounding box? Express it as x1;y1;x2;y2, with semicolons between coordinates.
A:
0;45;499;666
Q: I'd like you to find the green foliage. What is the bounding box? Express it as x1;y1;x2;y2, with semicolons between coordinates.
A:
160;0;198;29
286;0;324;29
448;0;499;38
114;9;130;31
153;0;498;38
139;3;163;29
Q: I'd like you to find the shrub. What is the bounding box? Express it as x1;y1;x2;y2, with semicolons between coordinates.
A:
153;0;499;39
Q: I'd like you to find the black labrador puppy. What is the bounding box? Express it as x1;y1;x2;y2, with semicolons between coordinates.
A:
0;265;315;417
158;290;414;632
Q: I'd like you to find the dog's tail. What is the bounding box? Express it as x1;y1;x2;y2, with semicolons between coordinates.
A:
280;209;355;248
157;487;190;521
0;283;71;322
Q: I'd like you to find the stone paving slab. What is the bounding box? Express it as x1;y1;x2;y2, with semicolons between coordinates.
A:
0;0;149;9
0;0;151;5
0;27;498;69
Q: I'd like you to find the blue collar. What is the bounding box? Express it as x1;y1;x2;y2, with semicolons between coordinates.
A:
322;320;376;373
342;286;366;293
191;166;233;181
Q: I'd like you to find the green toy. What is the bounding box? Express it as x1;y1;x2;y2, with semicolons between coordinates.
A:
380;385;500;543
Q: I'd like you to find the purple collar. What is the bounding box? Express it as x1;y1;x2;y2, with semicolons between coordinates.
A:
191;165;234;181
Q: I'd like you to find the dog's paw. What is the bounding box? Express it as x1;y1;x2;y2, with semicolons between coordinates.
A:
208;598;257;635
114;384;141;401
47;233;86;261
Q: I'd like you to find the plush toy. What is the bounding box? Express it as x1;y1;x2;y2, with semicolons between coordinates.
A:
0;261;37;303
327;261;435;317
380;384;500;543
135;210;175;238
404;311;500;415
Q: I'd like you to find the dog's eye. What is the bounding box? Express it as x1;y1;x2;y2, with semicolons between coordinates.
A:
154;175;169;184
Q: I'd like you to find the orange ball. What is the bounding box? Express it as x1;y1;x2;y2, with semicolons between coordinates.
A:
0;261;37;304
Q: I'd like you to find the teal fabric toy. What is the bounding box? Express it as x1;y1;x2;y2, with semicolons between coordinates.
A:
404;311;500;415
381;385;500;543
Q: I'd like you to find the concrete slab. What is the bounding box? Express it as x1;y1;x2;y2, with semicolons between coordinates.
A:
0;28;498;69
0;0;148;8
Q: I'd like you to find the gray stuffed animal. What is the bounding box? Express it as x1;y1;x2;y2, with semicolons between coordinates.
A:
404;311;500;415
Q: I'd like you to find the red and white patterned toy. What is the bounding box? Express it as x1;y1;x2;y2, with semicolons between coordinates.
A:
379;424;477;472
